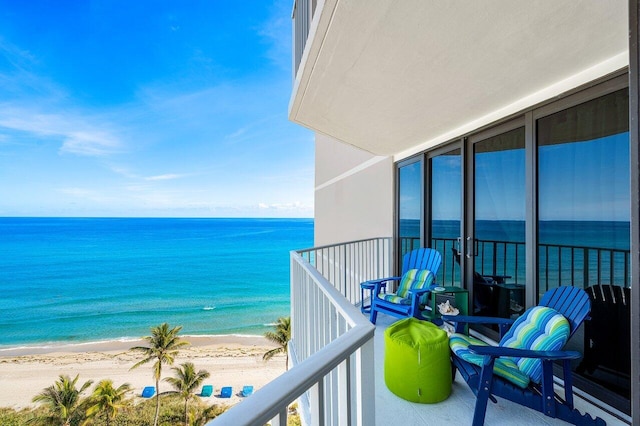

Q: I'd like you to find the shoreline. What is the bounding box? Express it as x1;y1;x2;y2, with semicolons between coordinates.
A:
0;333;269;357
0;335;286;410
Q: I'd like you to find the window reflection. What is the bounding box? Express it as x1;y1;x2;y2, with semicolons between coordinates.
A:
430;149;461;287
474;128;525;318
537;88;630;411
398;161;422;257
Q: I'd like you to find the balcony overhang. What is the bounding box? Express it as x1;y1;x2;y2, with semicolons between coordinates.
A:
289;1;628;159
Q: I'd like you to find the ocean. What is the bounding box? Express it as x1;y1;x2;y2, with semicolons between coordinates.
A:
0;217;314;350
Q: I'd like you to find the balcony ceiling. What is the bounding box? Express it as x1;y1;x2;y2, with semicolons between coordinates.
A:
289;0;628;158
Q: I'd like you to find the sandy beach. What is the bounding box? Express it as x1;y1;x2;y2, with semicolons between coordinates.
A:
0;335;286;411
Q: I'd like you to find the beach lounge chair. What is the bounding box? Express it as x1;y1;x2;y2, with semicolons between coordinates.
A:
366;247;442;324
200;385;213;397
141;386;155;398
241;385;254;397
220;386;232;398
444;286;604;426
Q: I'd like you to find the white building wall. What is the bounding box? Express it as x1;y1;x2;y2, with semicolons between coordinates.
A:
314;133;394;246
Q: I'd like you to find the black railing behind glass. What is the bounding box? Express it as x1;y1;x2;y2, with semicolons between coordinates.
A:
399;237;631;290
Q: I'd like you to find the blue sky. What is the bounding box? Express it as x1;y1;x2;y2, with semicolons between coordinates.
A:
0;1;314;218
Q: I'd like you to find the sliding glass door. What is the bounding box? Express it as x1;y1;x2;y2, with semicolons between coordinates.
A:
537;88;630;412
470;125;526;318
429;146;461;287
397;158;422;259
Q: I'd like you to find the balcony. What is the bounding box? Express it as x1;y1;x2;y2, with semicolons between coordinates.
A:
210;238;626;425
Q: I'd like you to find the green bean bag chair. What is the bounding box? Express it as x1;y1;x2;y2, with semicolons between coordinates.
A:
384;317;451;403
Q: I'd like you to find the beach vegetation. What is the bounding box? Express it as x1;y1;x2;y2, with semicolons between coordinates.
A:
83;379;132;426
287;403;301;426
187;403;230;425
130;323;190;426
122;394;228;426
5;394;231;425
30;374;93;426
0;407;40;425
263;316;291;370
164;362;211;426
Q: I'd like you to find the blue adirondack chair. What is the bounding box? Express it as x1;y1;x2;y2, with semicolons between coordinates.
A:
443;286;605;426
366;248;442;324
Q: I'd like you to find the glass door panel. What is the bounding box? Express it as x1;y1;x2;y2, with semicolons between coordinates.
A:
398;160;422;258
537;88;630;412
429;148;461;287
472;127;526;318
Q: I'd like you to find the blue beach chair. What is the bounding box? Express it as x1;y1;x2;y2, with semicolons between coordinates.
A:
220;386;232;398
444;286;605;426
200;385;213;397
141;386;155;398
241;385;254;397
366;248;442;324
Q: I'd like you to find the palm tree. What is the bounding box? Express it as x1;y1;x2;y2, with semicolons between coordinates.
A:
165;362;210;426
130;322;190;426
83;379;132;426
32;374;93;426
263;316;291;370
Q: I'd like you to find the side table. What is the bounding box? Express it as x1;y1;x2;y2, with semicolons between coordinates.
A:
423;286;469;326
360;281;376;313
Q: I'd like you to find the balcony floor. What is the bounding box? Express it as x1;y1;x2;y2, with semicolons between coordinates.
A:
371;315;626;426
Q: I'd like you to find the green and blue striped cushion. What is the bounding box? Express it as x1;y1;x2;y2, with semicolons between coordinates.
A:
449;305;570;388
500;306;570;384
382;269;433;305
450;333;531;388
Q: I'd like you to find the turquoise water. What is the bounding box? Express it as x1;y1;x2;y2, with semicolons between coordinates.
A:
0;217;313;349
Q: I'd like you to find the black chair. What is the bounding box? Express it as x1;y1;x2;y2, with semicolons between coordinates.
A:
577;284;630;382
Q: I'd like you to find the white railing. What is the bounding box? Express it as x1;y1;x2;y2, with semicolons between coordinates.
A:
297;237;393;307
209;238;392;425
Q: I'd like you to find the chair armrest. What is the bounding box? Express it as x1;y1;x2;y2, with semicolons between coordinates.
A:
483;274;511;284
365;276;401;285
468;344;582;361
441;314;514;326
365;277;401;296
442;314;515;335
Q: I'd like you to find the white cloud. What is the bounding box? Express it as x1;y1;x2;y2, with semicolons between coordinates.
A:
225;127;247;139
0;106;123;157
60;130;121;156
144;173;185;181
0;38;37;69
258;201;312;212
258;3;291;71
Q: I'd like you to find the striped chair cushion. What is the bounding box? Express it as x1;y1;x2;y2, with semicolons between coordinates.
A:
382;269;433;305
499;306;570;384
450;333;530;388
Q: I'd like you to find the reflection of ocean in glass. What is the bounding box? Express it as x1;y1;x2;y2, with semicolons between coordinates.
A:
400;219;630;288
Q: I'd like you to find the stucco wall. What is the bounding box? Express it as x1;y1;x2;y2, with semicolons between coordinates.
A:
314;133;394;246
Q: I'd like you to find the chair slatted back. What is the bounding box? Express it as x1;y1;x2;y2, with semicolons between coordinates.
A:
539;286;591;339
401;248;442;277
